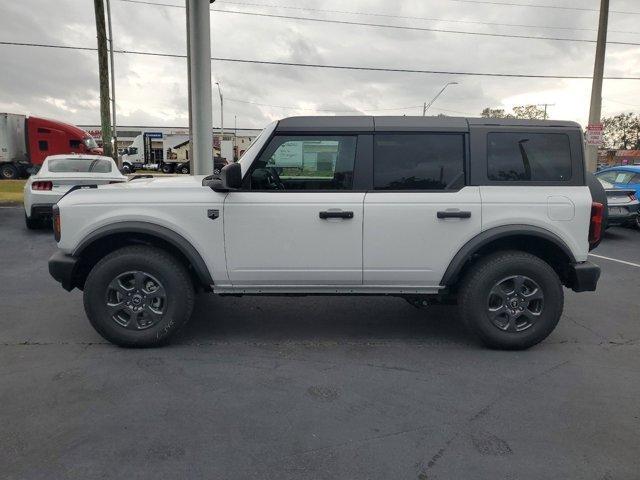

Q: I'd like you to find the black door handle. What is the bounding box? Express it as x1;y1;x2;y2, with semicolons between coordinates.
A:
319;210;354;219
437;210;472;219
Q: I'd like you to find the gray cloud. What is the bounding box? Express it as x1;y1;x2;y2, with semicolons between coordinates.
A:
1;0;639;128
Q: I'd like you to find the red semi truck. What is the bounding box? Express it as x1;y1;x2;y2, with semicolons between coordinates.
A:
0;113;102;179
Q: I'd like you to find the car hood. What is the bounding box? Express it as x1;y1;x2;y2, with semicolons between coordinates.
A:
102;175;208;189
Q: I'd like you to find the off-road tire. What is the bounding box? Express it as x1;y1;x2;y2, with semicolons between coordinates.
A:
83;245;195;347
458;250;564;350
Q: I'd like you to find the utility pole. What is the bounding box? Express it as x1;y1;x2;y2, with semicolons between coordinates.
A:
536;103;555;120
422;82;458;116
215;82;224;136
586;0;609;173
105;0;117;161
186;0;214;175
93;0;112;158
234;114;237;161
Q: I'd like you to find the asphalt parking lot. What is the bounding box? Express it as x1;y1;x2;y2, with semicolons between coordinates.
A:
1;205;639;480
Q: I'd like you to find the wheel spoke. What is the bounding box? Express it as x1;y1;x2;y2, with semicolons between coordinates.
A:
133;272;146;291
523;287;543;302
126;311;142;330
513;275;525;294
106;301;125;316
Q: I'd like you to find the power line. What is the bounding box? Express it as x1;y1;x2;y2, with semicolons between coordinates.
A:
3;40;640;80
214;0;640;33
115;0;640;46
211;8;640;46
226;97;423;112
442;0;640;15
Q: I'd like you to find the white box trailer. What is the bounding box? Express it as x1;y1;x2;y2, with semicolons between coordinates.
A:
0;113;27;166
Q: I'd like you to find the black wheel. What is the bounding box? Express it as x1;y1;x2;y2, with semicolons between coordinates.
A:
635;215;640;230
121;163;132;174
24;212;42;229
83;246;195;347
161;163;173;174
1;164;19;179
458;251;564;350
179;166;189;174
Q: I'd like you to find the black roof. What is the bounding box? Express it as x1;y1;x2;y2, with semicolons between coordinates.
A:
275;116;581;133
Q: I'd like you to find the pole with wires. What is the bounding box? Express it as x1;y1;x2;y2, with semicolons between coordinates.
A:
93;0;113;158
422;82;458;116
106;0;117;162
586;0;609;173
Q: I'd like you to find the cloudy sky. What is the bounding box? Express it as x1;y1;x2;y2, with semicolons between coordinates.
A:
1;0;639;129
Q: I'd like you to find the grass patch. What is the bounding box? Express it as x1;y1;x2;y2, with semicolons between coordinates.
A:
0;180;26;204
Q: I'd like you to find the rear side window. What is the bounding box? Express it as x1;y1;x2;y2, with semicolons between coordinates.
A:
48;158;112;173
374;134;465;190
487;132;571;182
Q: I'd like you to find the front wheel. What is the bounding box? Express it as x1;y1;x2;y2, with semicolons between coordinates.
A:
83;246;195;347
458;251;564;350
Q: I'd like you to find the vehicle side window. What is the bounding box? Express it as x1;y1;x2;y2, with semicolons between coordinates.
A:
373;134;465;190
596;171;617;183
630;174;640;184
249;136;357;191
613;172;634;183
487;132;571;182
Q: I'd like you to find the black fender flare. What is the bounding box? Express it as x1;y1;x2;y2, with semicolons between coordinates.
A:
74;221;214;286
440;225;577;286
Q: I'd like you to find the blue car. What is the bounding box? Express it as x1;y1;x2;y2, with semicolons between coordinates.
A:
596;165;640;229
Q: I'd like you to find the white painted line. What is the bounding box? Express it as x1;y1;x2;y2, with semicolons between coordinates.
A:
589;253;640;268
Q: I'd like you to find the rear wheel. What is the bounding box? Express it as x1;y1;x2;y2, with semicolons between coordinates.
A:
1;164;18;179
83;246;195;347
458;251;564;350
24;212;42;230
161;163;173;174
179;166;189;174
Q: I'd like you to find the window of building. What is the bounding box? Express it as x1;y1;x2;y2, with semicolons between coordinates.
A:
487;132;572;182
373;134;465;190
250;136;357;190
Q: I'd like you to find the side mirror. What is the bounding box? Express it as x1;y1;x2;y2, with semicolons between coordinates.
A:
202;162;242;191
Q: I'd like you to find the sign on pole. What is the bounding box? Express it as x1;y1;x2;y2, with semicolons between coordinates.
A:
586;123;604;146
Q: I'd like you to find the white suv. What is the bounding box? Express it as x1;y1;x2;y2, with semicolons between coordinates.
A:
48;116;603;349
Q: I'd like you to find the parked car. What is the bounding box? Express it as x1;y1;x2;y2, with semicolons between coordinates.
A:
597;177;639;229
49;116;602;350
596;165;640;197
24;154;126;229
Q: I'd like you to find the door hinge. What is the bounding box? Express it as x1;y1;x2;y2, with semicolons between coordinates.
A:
207;209;220;220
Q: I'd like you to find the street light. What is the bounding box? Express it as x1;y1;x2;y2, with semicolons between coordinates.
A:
422;82;458;116
215;81;224;137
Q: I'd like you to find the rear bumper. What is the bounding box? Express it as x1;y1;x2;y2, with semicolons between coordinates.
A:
48;251;79;291
568;261;600;292
30;203;54;219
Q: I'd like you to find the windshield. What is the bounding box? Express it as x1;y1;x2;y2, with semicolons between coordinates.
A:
83;137;98;149
48;158;113;173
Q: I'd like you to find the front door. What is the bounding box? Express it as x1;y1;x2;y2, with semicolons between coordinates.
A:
224;134;365;286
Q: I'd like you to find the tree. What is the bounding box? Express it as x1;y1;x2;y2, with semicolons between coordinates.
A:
480;108;513;119
480;105;546;120
601;112;640;150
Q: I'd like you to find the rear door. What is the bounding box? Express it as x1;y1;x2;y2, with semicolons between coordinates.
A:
224;134;367;286
363;132;481;286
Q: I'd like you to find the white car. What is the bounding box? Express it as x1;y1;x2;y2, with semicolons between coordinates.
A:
24;154;126;229
49;117;603;350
